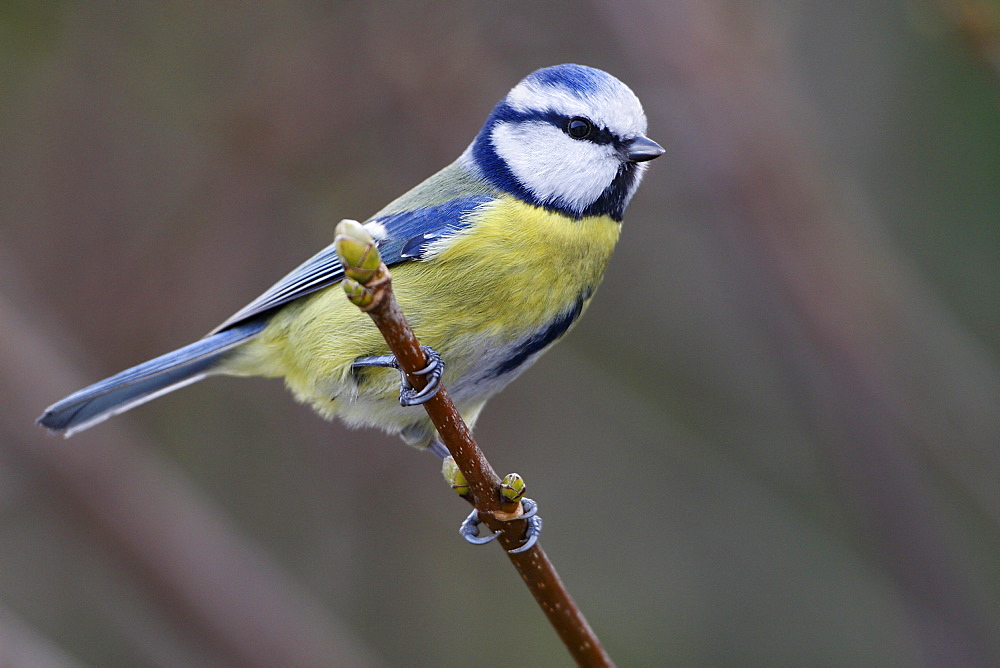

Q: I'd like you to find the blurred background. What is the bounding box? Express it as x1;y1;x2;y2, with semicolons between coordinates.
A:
2;1;999;665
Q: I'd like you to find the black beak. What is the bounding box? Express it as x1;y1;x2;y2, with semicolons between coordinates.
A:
625;135;665;163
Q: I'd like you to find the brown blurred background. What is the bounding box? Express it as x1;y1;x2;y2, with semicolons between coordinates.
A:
2;1;999;665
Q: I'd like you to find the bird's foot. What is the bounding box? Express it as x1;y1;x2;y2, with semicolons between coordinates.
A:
459;498;542;554
352;345;444;406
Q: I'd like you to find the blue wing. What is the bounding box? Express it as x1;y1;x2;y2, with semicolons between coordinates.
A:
39;193;495;435
211;195;492;333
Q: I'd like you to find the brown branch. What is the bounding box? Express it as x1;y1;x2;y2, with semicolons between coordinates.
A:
335;221;614;667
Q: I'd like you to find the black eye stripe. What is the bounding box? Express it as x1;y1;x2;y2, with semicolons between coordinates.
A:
562;116;615;145
490;105;618;145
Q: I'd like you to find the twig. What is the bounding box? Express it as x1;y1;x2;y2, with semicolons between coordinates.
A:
335;221;614;667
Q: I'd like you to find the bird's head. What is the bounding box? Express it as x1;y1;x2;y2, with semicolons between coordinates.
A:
461;64;663;222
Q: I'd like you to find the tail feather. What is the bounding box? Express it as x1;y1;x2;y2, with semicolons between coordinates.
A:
38;320;267;436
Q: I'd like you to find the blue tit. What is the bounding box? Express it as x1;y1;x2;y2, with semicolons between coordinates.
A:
38;64;664;452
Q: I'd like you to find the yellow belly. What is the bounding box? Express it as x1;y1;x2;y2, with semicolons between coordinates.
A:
227;196;621;440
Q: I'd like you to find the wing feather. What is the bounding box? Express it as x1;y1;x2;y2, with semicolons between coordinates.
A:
211;195;492;334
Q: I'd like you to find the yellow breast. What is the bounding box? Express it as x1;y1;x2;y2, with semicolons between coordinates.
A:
398;196;622;338
228;196;621;428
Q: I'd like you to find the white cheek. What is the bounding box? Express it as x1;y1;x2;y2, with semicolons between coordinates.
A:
492;121;619;214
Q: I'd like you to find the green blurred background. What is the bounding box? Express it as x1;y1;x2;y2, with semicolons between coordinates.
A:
2;1;999;665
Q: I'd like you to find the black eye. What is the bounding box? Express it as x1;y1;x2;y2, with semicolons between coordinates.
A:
566;117;594;140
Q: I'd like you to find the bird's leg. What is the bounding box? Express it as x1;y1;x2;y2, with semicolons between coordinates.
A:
427;439;451;459
352;345;444;406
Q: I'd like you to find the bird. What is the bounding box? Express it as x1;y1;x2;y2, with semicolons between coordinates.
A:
38;64;664;457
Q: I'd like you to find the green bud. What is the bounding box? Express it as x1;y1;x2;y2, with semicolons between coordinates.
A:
334;219;382;284
342;278;373;308
500;473;526;504
441;456;469;496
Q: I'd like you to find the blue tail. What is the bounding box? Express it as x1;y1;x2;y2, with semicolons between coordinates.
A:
38;320;267;435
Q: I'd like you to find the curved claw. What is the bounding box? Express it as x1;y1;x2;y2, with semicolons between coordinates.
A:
352;346;445;407
399;346;444;406
506;497;538;521
465;532;499;546
508;514;543;554
412;348;441;376
459;499;543;552
460;509;499;545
